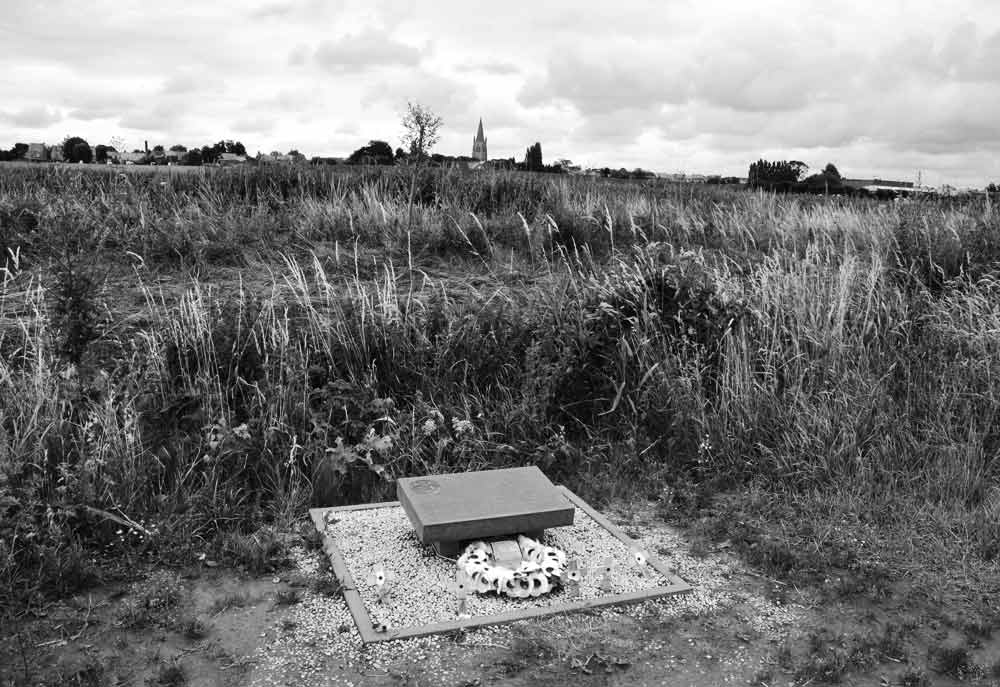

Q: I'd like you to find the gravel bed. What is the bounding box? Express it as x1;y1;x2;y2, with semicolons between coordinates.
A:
247;504;806;685
326;505;674;630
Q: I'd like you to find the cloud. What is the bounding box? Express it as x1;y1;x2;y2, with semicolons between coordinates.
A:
68;108;118;121
161;74;199;94
314;29;424;73
456;61;521;76
232;116;275;134
519;52;688;115
0;105;62;128
250;1;295;18
361;70;468;121
119;103;184;132
288;45;308;66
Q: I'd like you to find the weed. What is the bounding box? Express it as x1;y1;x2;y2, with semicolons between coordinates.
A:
928;643;973;678
154;661;186;687
899;667;931;687
209;591;250;615
275;589;300;606
221;527;291;574
178;616;210;640
59;661;106;687
116;574;184;629
493;633;558;676
309;564;343;598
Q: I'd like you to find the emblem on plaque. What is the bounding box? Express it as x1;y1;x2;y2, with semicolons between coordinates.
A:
409;478;441;495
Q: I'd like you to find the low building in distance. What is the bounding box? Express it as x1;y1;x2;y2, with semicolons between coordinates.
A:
217;153;247;166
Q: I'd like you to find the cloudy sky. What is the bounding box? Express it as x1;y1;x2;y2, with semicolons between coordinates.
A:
2;0;999;186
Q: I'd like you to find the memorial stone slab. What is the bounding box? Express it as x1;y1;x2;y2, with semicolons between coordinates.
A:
396;466;574;555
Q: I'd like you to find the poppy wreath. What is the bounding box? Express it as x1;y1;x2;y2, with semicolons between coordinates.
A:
456;535;568;598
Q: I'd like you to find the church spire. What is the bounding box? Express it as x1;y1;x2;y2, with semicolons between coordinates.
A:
472;118;487;161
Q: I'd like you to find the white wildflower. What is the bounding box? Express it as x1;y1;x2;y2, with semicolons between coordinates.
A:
452;418;474;437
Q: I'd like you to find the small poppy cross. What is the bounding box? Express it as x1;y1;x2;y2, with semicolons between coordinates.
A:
563;559;584;597
628;544;649;571
365;563;395;604
597;556;615;592
445;570;473;618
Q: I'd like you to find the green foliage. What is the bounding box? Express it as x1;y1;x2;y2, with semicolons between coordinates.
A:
50;255;101;365
347;140;395;165
0;164;998;616
524;142;543;171
61;137;93;164
401;101;443;159
220;526;291;574
748;158;799;191
927;644;974;678
94;144;112;164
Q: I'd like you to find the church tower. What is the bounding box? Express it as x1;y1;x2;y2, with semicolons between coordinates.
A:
472;118;487;161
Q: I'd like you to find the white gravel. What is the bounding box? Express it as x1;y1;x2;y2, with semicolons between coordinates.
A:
328;505;675;631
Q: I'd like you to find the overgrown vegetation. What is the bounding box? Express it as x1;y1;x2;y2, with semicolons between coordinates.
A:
0;164;998;621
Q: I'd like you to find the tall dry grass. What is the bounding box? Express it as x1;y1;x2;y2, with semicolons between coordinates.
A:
0;164;998;605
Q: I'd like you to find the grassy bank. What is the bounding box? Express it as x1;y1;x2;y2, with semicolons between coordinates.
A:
0;164;997;613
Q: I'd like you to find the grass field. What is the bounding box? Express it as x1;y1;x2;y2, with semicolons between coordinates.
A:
1;163;998;683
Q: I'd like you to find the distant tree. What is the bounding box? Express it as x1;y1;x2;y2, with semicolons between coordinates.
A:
94;144;113;163
183;149;203;166
988;183;998;193
287;149;301;156
747;159;798;191
62;137;92;163
789;160;809;181
73;143;92;163
524;142;543;171
799;163;849;195
11;143;29;160
401;101;443;162
400;101;444;234
221;140;246;156
395;147;407;161
169;144;187;152
152;144;165;153
201;142;228;163
347;140;395;165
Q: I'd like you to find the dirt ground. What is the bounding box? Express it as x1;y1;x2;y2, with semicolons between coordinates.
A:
2;502;999;687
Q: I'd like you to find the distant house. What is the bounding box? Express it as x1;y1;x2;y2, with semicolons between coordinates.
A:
259;152;305;165
48;144;64;162
116;151;147;164
27;143;47;161
217;153;247;166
